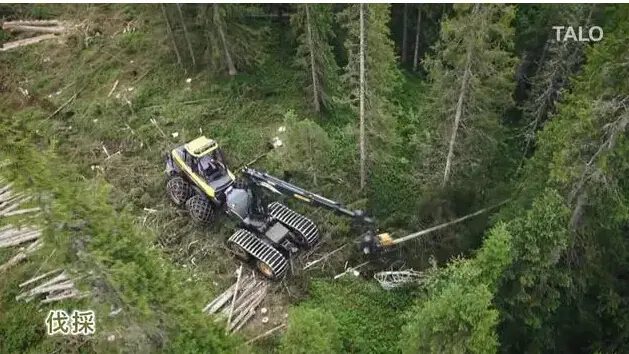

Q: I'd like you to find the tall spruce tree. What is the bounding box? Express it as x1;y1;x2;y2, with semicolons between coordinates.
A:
291;4;340;112
193;4;268;76
401;223;512;354
337;3;401;190
420;4;517;188
519;4;597;160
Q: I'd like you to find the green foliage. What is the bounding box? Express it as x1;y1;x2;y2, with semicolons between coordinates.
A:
498;189;571;345
278;307;342;354
519;4;595;158
268;110;333;188
0;143;240;353
297;278;416;354
200;3;270;75
420;3;516;190
499;9;629;351
291;4;340;111
401;223;512;354
338;4;402;145
3;4;629;354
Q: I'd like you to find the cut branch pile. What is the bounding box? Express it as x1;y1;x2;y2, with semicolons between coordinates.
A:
0;180;44;272
0;182;41;218
374;269;426;290
203;269;269;334
1;20;74;52
16;269;89;304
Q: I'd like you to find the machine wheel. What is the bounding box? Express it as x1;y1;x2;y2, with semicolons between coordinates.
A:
166;176;191;206
256;260;276;279
227;229;288;280
186;194;215;223
227;241;250;262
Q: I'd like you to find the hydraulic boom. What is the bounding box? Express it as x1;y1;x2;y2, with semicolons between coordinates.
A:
242;167;374;225
240;167;392;254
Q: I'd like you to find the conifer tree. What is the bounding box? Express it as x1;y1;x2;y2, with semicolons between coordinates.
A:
519;4;596;159
291;4;340;112
198;4;268;76
337;3;401;190
498;6;629;351
401;223;512;354
420;4;517;187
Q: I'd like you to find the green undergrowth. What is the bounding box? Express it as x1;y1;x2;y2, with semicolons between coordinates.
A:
0;127;250;353
300;278;418;354
0;8;358;353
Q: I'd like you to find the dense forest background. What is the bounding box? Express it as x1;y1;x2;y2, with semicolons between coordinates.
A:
1;3;628;353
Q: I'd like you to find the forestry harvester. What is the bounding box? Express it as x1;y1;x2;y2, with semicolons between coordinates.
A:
164;136;394;280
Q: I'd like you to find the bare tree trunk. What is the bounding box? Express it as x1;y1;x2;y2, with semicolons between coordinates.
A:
160;4;183;69
305;5;320;112
308;131;317;186
401;3;408;63
176;3;196;70
214;4;237;77
412;6;422;71
443;46;473;186
359;3;366;191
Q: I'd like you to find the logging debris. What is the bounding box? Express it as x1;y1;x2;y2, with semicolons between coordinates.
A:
0;181;45;272
203;270;269;334
1;20;75;52
15;269;89;304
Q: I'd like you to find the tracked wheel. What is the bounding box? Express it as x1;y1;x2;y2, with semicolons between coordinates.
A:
227;229;288;280
268;202;320;249
166;176;191;206
227;241;250;262
185;194;215;223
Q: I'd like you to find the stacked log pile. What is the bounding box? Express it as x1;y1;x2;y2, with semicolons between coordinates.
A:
203;267;269;334
16;268;89;304
0;181;41;218
0;180;43;272
1;20;73;52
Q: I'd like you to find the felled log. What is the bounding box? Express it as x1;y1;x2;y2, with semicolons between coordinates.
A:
16;271;67;300
41;289;88;304
2;20;62;26
203;271;269;333
0;252;27;272
19;268;63;288
0;239;42;272
0;229;41;248
2;23;66;34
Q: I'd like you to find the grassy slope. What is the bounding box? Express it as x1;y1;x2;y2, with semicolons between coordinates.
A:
0;4;380;353
0;5;302;353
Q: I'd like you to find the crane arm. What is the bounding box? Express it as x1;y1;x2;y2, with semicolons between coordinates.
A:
241;167;375;226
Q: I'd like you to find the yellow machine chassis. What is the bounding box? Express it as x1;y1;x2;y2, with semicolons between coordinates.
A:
171;142;236;199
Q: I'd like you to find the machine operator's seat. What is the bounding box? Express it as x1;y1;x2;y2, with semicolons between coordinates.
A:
197;155;232;190
183;136;234;195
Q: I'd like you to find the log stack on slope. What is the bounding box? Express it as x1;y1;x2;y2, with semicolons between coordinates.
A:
202;268;269;334
1;20;75;52
0;180;43;272
16;268;89;304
